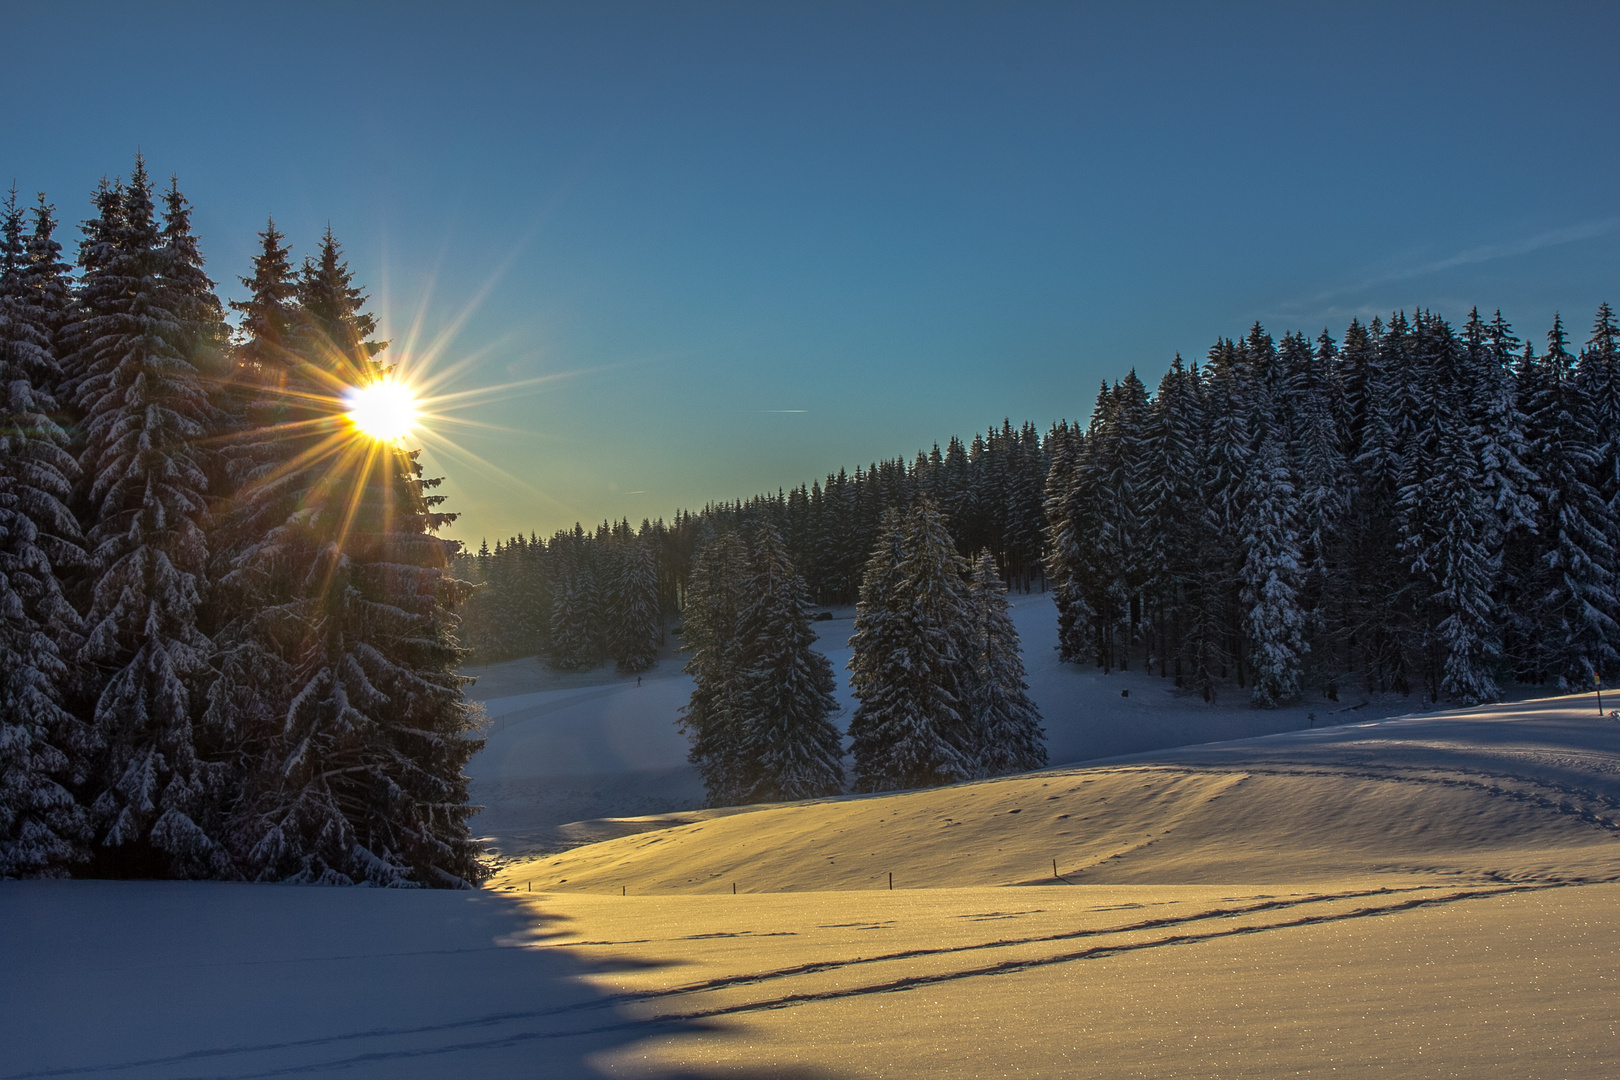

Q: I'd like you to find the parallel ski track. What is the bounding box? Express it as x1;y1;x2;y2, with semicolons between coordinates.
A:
9;881;1568;1080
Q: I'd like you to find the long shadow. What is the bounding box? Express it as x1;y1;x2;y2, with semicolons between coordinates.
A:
0;880;842;1080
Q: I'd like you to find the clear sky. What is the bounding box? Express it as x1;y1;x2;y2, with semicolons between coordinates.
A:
4;1;1618;545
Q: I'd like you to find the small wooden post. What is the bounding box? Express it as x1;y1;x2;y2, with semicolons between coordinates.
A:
1053;859;1058;878
732;882;737;894
1597;672;1604;715
622;885;626;896
888;872;893;891
527;880;531;892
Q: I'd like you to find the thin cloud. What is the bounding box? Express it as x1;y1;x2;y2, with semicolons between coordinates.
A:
759;409;809;413
1393;216;1620;281
1274;215;1620;319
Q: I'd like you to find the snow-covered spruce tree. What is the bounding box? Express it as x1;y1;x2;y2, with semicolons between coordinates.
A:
204;219;312;828
548;527;604;671
729;521;843;801
1060;383;1123;670
1347;315;1419;693
210;220;303;550
679;528;753;805
1043;417;1096;664
1465;309;1539;536
1238;391;1306;709
966;553;1045;776
223;230;484;887
64;159;235;878
1428;415;1501;704
0;190;92;877
1522;315;1619;688
1197;336;1253;694
610;535;660;673
847;499;976;791
517;531;552;658
1398;316;1501;704
1143;354;1210;688
1094;373;1152;671
1282;330;1347;693
1579;303;1620;587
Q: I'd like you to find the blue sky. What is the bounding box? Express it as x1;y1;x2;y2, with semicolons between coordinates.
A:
5;1;1618;544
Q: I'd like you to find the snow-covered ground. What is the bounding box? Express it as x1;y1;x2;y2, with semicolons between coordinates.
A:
0;879;690;1079
466;592;1485;855
8;693;1620;1079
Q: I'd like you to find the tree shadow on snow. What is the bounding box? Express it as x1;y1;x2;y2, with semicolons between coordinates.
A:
0;880;846;1080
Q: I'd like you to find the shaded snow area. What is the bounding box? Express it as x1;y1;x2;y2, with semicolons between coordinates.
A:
466;592;1472;856
8;695;1620;1079
0;881;703;1079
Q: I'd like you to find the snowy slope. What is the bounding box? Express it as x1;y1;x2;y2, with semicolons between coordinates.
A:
489;693;1620;893
466;592;1466;854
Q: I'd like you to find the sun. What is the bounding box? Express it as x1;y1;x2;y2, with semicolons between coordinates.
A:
344;378;420;442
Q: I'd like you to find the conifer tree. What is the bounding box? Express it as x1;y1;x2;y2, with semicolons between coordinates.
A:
67;159;233;877
679;529;752;805
1398;316;1501;703
1427;414;1502;704
205;220;311;827
1580;303;1620;560
610;535;660;673
1142;355;1208;685
1197;338;1253;692
1347;315;1417;692
966;553;1045;775
1042;420;1092;663
1239;389;1306;708
224;230;484;886
0;190;91;876
549;529;604;670
731;522;843;800
1523;315;1618;687
848;500;975;791
1284;330;1347;689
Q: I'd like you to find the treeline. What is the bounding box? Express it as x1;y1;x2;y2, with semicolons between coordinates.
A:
452;420;1054;665
1045;308;1620;707
678;501;1044;807
711;419;1051;603
452;520;682;669
0;157;480;884
471;303;1620;721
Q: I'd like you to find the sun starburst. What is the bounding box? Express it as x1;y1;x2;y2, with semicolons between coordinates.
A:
344;378;419;443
